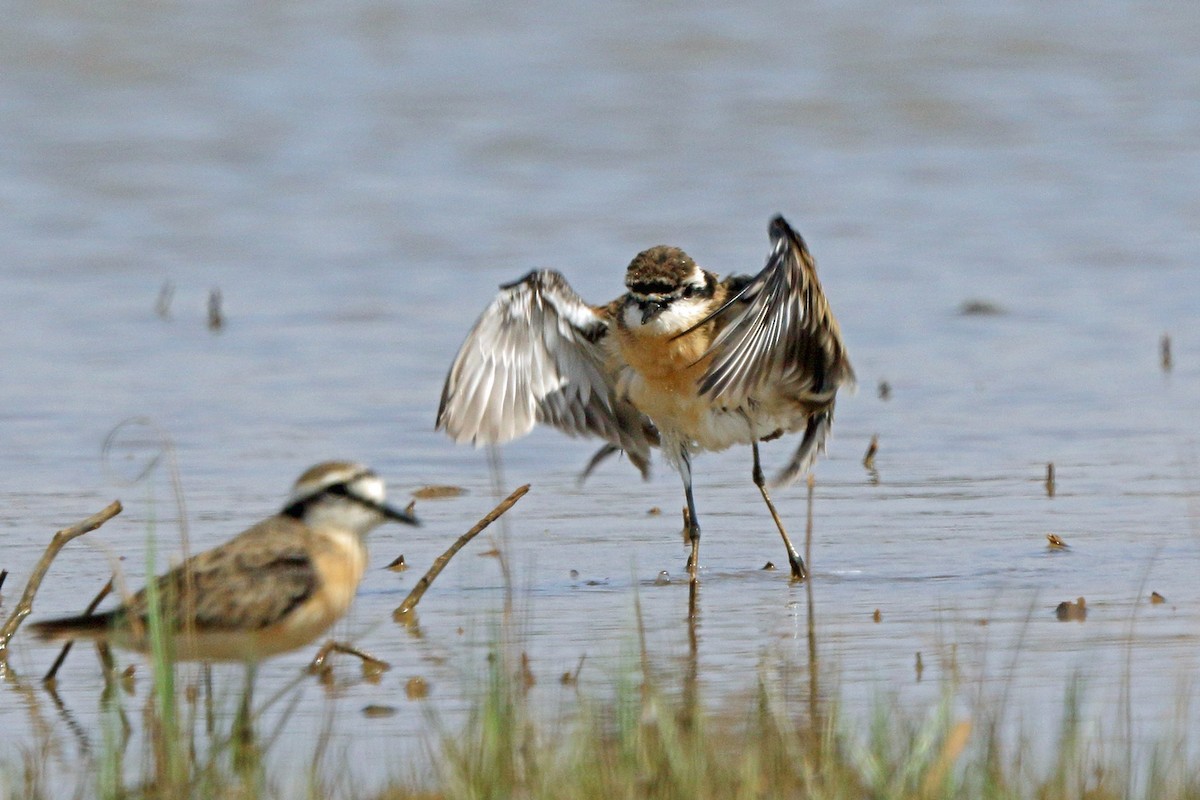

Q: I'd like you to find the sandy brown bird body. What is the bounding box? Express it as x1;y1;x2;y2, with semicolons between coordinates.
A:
437;216;853;580
30;461;418;663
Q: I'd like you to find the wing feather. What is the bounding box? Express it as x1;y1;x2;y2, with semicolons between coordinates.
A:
697;216;855;406
438;270;653;462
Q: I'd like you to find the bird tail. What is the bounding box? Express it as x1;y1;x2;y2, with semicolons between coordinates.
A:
773;411;832;487
27;612;115;643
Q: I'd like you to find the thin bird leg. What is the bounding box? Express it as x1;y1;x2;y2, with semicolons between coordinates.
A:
680;449;702;580
752;439;807;580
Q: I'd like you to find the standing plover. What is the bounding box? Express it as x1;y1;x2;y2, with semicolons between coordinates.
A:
437;215;853;580
30;461;419;660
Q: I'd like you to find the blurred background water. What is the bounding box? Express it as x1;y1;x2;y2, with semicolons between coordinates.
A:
1;0;1198;791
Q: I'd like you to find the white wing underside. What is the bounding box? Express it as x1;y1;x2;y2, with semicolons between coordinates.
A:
437;270;653;465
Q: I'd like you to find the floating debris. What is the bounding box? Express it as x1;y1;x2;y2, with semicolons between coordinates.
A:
647;507;662;516
405;676;429;700
363;704;398;718
877;380;891;400
872;609;882;623
207;288;224;331
761;561;776;571
959;299;1004;316
479;548;501;558
404;500;416;517
1161;334;1172;371
1150;591;1166;605
654;571;670;585
863;435;879;471
362;659;388;682
120;665;137;694
569;569;579;579
519;652;536;690
1046;533;1068;550
314;664;334;687
1045;463;1056;497
975;619;989;627
915;652;924;682
155;280;174;319
1055;597;1087;622
385;555;408;572
411;485;467;500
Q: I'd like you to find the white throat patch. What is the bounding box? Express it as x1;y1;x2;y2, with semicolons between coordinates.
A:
625;294;711;336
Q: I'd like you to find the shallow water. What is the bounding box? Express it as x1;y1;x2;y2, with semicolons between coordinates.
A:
1;0;1199;791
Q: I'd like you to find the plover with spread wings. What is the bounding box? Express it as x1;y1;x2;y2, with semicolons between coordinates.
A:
438;216;853;581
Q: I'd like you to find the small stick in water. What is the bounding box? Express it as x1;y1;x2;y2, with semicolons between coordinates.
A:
1045;462;1056;497
307;640;390;679
862;435;879;471
0;501;123;666
393;484;530;619
207;288;224;331
1161;334;1172;371
155;280;175;319
43;578;114;685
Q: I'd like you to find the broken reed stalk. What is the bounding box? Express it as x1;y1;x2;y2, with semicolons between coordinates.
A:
43;578;114;685
307;640;390;674
393;484;530;619
0;501;123;665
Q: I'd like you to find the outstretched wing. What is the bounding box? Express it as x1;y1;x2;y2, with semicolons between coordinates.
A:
686;216;854;483
437;270;653;463
697;215;855;406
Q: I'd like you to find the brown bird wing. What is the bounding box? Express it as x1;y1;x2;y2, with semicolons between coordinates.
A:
672;216;855;484
123;517;319;632
695;215;854;404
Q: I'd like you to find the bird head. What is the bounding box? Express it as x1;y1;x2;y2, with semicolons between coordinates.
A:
281;461;419;536
623;246;712;327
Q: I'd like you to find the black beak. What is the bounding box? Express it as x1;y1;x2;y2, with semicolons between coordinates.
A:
354;495;420;526
640;300;668;324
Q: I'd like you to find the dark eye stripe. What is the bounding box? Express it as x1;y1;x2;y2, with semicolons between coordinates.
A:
629;282;676;296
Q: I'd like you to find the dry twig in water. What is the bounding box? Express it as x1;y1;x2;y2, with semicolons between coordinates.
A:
307;640;391;679
0;501;122;668
862;435;879;470
393;484;530;620
42;578;114;685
